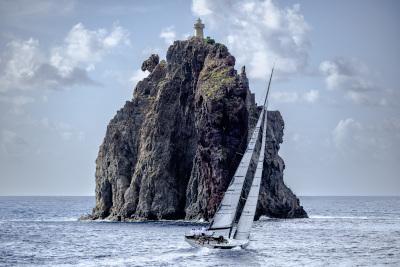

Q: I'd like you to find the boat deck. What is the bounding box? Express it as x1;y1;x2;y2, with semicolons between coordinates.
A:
185;235;248;249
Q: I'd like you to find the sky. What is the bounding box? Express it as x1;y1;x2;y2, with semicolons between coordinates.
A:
0;0;399;196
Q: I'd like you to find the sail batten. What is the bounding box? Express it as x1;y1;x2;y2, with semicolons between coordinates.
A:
233;105;268;240
208;66;274;242
208;108;266;231
232;65;274;241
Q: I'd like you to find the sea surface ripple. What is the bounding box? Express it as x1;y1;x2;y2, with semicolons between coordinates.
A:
0;196;399;266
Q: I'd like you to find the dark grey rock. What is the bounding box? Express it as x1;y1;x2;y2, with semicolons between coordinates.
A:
141;54;159;72
90;37;307;221
257;110;307;219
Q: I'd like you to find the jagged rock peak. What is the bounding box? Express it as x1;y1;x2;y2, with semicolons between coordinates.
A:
90;37;307;221
141;54;159;72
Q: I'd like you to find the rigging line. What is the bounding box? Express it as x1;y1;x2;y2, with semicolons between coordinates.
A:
223;61;277;175
232;65;276;239
209;63;276;230
230;66;276;233
263;62;276;108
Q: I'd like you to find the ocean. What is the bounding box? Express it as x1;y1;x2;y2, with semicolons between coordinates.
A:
0;196;399;266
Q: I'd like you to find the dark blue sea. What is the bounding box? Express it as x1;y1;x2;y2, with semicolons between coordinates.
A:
0;196;399;266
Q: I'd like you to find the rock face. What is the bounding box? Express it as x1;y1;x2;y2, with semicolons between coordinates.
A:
256;110;307;219
91;37;307;221
141;54;159;72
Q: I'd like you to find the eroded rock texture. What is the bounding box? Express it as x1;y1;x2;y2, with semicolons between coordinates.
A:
256;110;307;219
91;38;307;221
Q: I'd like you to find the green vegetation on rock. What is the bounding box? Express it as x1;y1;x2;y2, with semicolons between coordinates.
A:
204;36;215;45
201;65;236;100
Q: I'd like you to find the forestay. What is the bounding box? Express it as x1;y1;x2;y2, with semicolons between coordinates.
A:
233;64;274;240
208;108;266;230
234;105;268;240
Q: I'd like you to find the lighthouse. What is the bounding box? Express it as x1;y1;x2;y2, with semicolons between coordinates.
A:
194;18;205;39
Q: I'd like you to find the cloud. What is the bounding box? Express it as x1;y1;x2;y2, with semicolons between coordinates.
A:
319;58;389;106
192;0;311;79
319;58;373;91
1;129;29;155
271;89;319;103
50;23;130;76
0;0;74;18
0;95;35;114
40;118;84;141
0;95;35;106
332;118;362;148
0;23;130;92
331;118;400;159
303;89;319;103
130;69;149;86
192;0;212;16
160;26;177;45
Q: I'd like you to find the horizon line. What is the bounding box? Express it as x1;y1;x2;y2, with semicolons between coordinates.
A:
0;194;399;197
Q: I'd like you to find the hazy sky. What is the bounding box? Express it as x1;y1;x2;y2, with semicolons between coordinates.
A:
0;0;399;196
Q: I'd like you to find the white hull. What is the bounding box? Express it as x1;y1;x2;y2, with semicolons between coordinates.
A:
185;236;249;249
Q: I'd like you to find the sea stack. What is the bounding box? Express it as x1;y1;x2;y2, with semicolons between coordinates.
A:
90;36;307;221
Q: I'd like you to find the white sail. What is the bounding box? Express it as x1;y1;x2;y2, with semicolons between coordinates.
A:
234;106;268;240
209;108;265;230
185;66;275;250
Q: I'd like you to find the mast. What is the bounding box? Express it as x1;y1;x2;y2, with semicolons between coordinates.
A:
263;64;274;108
208;108;265;231
234;106;267;240
208;65;275;235
234;66;274;240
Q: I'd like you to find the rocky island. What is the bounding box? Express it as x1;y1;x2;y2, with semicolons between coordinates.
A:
89;36;307;221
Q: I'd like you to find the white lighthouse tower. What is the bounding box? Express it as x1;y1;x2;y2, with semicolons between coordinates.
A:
194;18;205;39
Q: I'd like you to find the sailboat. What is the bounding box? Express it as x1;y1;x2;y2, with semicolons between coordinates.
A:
185;67;275;249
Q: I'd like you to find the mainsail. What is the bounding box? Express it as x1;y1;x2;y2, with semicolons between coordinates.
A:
208;65;274;240
208;108;265;230
234;66;274;240
234;106;267;240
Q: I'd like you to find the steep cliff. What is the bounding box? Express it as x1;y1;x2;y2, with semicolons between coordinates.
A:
91;37;307;221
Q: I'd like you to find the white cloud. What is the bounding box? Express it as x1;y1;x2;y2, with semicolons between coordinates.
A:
103;25;131;48
332;118;361;148
192;0;311;79
319;58;390;106
192;0;212;16
160;26;177;45
319;58;373;92
331;118;400;159
130;69;150;86
271;89;319;103
50;23;130;77
0;38;42;91
0;38;93;92
0;23;130;92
